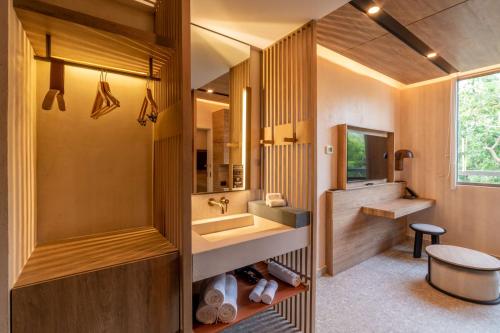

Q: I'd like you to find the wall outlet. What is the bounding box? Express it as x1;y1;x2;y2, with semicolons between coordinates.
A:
324;145;334;155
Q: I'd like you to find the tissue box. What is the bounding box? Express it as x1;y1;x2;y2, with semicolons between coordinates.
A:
248;201;310;228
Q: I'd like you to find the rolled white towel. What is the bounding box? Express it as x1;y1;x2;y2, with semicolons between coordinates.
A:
268;261;301;287
265;193;287;207
261;280;279;305
195;299;218;324
249;278;268;303
204;273;226;307
218;274;238;323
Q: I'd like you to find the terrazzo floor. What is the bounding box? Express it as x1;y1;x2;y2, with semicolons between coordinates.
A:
316;242;500;333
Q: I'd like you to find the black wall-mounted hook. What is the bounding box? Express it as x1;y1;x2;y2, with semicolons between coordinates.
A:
149;57;153;79
45;33;51;58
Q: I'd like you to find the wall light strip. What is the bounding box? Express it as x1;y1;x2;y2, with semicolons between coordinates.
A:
195;98;230;107
319;44;500;90
404;64;500;89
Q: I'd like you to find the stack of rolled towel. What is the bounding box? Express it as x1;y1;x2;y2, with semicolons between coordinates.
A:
196;273;238;325
249;278;279;305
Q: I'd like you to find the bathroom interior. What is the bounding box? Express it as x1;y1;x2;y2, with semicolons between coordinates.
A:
1;0;499;332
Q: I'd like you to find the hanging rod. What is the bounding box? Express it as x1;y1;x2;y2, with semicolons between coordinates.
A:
35;34;160;81
34;56;161;81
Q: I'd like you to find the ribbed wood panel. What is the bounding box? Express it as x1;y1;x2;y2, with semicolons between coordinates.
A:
7;9;37;289
154;1;192;331
229;59;250;164
154;0;181;110
261;22;317;333
154;134;182;247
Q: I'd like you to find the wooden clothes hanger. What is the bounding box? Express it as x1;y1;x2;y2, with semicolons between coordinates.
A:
137;79;159;126
42;59;66;111
91;71;120;119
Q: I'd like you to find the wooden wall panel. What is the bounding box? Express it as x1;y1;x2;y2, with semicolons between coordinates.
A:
261;22;316;333
36;63;153;243
326;183;407;276
7;0;37;290
315;55;401;272
400;79;500;257
154;0;192;331
12;253;180;333
0;3;9;331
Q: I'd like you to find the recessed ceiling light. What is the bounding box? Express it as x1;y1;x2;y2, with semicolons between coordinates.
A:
367;6;380;14
207;89;214;93
426;52;437;58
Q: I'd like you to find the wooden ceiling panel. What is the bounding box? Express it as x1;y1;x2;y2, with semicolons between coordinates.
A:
377;0;464;25
407;0;500;71
341;33;447;84
317;3;387;53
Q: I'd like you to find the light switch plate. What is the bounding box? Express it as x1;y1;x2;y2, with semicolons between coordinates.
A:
325;145;334;154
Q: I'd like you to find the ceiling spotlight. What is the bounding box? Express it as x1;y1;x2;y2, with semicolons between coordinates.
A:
207;89;214;93
367;6;380;14
426;52;437;58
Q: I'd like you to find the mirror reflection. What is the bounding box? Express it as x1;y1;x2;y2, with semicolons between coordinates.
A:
191;25;251;194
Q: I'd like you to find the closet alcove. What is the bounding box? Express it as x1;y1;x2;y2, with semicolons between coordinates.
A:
8;1;191;332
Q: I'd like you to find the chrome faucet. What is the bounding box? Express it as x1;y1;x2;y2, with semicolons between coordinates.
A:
208;197;230;214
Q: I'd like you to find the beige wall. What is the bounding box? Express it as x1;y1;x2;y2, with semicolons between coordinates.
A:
192;190;253;220
196;99;226;129
400;80;500;257
316;55;401;270
37;63;153;243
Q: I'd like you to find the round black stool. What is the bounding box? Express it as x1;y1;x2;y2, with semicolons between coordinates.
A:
409;223;446;258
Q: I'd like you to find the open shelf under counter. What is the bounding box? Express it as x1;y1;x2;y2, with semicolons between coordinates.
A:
362;198;435;219
15;226;177;288
193;262;308;333
14;0;174;78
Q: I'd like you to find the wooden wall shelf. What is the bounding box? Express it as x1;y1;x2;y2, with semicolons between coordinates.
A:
14;0;174;77
362;198;435;219
192;262;307;333
15;227;177;288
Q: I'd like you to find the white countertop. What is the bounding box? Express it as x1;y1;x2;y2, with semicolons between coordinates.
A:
191;213;309;281
192;214;297;254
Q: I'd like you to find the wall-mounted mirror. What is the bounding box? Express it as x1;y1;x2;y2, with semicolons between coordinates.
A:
191;24;251;194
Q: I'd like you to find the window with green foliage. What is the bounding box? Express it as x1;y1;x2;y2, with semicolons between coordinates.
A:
457;72;500;186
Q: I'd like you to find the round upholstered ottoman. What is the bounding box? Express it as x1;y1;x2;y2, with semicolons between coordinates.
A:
426;245;500;305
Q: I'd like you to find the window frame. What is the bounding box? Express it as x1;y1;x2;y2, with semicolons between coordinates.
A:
455;69;500;188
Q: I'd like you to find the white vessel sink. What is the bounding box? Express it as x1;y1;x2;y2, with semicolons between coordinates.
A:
192;213;309;281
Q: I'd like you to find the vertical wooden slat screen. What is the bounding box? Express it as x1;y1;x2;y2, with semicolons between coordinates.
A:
261;22;317;333
229;59;250;165
154;0;192;331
